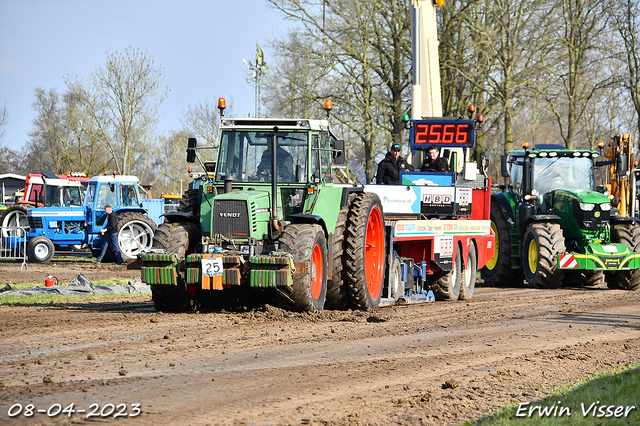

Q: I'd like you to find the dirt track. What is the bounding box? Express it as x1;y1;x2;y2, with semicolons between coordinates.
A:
0;260;639;425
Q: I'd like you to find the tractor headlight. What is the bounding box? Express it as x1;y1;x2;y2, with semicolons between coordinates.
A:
579;203;595;211
600;203;612;211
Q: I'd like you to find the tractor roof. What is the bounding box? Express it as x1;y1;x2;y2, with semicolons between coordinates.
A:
220;118;333;133
509;147;599;159
89;175;140;184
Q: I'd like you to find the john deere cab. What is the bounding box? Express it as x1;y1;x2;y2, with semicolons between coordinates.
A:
481;143;640;290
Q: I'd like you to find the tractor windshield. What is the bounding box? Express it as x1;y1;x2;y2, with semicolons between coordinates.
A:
44;184;83;207
216;130;308;183
532;156;595;195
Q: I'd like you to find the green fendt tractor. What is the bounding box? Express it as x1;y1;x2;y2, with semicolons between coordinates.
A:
481;143;640;290
140;99;386;312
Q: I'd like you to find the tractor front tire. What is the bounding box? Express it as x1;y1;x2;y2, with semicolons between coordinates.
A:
564;270;603;287
27;236;55;263
149;221;200;313
481;201;523;287
277;223;328;313
345;193;385;311
523;222;565;289
606;223;640;290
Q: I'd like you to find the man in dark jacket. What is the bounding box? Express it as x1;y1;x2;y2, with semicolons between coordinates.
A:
376;143;414;185
95;204;122;264
421;145;450;172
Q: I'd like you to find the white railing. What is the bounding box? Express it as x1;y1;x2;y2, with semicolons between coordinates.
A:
0;226;28;270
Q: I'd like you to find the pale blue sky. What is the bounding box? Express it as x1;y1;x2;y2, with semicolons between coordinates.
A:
0;0;286;152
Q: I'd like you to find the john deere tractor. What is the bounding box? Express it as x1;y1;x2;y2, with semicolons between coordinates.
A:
140;99;387;313
481;144;640;290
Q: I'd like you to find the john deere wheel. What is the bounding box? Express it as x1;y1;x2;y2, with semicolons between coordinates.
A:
26;236;55;263
606;223;640;290
324;203;351;310
431;245;462;301
116;212;157;261
345;193;385;311
459;242;477;300
523;222;565;289
481;200;523;286
277;223;328;312
149;221;200;312
563;270;603;288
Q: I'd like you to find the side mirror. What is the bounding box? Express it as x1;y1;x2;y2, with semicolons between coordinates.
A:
617;154;628;175
500;155;510;178
186;138;197;163
332;140;346;165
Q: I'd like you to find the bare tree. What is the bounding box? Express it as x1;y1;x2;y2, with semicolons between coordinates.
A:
267;0;412;183
182;99;231;162
146;129;193;195
66;46;168;175
0;102;7;140
609;0;640;138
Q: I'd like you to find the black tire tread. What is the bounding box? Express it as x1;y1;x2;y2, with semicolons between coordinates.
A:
345;193;384;311
431;246;462;301
563;270;603;287
525;222;565;289
481;200;523;287
459;242;477;300
149;221;200;312
276;223;327;312
606;223;640;291
325;199;353;309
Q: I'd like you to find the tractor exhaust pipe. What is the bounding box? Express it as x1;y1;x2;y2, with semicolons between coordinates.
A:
269;126;283;238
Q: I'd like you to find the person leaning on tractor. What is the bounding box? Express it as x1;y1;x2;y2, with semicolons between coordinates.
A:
421;144;450;172
95;204;122;265
376;143;414;185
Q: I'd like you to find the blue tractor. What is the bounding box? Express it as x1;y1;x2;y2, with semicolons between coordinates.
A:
26;174;158;263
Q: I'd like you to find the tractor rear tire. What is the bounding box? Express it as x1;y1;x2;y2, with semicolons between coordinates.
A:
26;236;55;263
276;223;328;313
152;222;200;258
325;200;353;310
606;223;640;290
149;221;200;313
1;205;30;237
481;201;523;286
459;242;477;300
523;222;565;289
115;212;157;261
345;193;385;311
430;245;462;301
563;270;603;287
179;188;200;217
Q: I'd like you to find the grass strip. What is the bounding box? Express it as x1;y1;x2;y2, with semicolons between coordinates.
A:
469;362;640;425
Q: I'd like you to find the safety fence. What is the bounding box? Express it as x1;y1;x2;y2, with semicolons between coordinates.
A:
0;226;28;270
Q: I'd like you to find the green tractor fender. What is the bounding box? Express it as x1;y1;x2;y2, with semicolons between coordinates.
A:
288;214;328;238
491;192;517;226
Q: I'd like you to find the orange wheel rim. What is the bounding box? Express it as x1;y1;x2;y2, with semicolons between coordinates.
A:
365;206;384;300
311;243;323;300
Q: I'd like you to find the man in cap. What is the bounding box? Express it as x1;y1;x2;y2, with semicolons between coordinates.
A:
376;143;414;185
421;145;450;172
95;204;122;264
